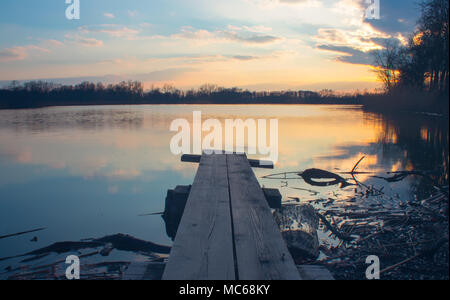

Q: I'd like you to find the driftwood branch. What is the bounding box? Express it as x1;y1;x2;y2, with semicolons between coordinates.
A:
317;213;354;241
0;227;47;240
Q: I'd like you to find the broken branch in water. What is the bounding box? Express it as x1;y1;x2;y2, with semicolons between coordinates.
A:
0;233;171;262
0;227;47;240
138;212;164;217
317;213;354;242
352;156;365;174
262;157;371;188
261;171;301;180
289;187;319;195
262;168;355;188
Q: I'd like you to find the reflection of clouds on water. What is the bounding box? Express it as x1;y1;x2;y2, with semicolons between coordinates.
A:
0;128;192;185
0;105;372;185
0;105;423;189
0;106;446;191
0;107;144;131
0;105;446;197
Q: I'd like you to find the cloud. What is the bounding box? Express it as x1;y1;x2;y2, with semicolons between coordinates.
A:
246;0;320;7
315;26;389;52
317;38;406;66
173;27;216;40
316;44;376;65
279;0;309;3
75;37;104;47
222;31;279;44
309;0;417;68
126;68;197;82
362;0;420;35
78;24;140;39
227;25;273;32
103;13;115;19
232;55;259;61
64;32;104;47
330;0;419;34
0;47;28;62
0;45;49;62
44;39;64;47
173;26;280;44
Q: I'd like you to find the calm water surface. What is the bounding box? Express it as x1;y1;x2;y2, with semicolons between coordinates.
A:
0;105;447;272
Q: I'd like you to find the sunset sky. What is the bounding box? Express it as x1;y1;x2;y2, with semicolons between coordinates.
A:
0;0;420;91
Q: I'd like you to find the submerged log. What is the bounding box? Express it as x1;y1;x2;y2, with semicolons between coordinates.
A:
162;185;191;240
0;227;47;240
262;188;282;209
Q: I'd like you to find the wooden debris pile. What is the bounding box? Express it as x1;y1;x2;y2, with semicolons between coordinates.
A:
0;234;170;280
311;189;449;280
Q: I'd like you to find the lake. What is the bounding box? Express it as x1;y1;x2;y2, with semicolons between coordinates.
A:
0;104;448;276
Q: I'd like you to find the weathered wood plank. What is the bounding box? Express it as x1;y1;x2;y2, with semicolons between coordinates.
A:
162;154;235;280
297;265;334;280
123;262;166;280
181;154;274;169
227;154;301;280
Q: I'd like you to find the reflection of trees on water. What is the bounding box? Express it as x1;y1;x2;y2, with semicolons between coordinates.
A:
369;112;449;196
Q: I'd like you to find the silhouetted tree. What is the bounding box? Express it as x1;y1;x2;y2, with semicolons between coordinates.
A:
372;40;402;94
416;0;449;93
0;80;361;109
373;0;449;95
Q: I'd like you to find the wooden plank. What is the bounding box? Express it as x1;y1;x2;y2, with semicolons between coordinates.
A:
123;262;166;280
162;154;235;280
181;154;274;169
297;265;334;280
123;262;148;280
227;154;301;280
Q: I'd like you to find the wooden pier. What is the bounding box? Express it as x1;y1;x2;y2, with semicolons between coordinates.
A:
162;152;301;280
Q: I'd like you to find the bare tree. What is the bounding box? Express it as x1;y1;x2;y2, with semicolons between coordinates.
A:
372;40;402;94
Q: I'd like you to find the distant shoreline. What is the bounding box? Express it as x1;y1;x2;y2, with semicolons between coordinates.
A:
0;101;363;111
0;81;362;110
1;81;447;115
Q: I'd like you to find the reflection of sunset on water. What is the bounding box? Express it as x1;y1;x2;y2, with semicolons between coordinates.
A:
0;105;444;188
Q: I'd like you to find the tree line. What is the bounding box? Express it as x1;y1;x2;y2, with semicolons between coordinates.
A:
373;0;449;95
0;81;362;109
